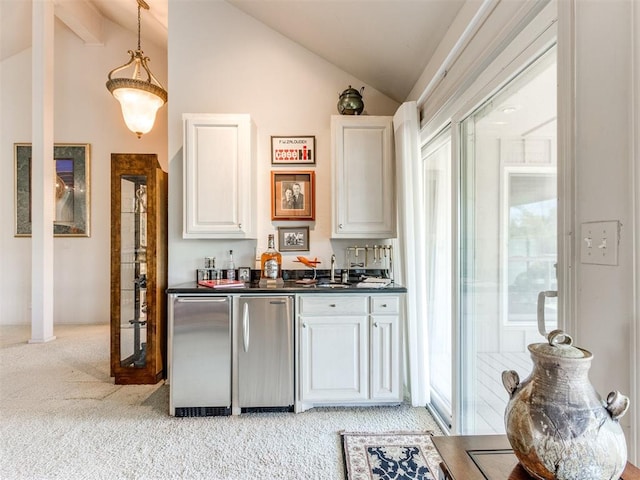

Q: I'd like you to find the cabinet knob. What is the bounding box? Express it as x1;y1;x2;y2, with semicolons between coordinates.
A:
329;304;336;307
374;322;379;327
381;304;387;308
238;223;242;229
303;323;307;328
339;224;343;229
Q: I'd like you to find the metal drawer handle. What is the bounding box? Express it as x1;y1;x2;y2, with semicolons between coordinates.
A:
381;304;387;308
242;302;250;352
329;304;336;307
175;297;228;303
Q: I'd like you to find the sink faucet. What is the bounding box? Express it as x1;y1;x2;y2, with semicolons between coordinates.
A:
330;254;336;282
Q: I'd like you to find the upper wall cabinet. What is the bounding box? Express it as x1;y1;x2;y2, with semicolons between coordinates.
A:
183;113;256;239
331;115;396;239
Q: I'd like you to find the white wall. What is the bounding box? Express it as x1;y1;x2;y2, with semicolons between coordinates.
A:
0;15;168;325
572;0;636;456
167;1;399;285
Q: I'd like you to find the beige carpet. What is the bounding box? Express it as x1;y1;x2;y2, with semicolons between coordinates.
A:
0;324;441;480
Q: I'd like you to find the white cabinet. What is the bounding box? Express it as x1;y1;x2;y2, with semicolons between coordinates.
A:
183;113;256;239
297;293;402;410
298;296;368;403
370;296;401;400
300;316;369;402
331;115;396;238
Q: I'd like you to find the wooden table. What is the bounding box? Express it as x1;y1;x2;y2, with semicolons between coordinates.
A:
431;435;640;480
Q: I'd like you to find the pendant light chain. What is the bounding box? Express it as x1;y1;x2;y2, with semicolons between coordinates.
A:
137;2;142;51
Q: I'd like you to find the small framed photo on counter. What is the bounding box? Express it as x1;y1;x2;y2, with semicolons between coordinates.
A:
271;171;315;220
278;226;309;252
238;267;251;282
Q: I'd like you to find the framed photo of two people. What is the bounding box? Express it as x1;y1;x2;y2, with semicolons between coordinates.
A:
271;171;315;221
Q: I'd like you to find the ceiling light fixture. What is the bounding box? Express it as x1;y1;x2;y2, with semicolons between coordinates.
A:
106;0;167;138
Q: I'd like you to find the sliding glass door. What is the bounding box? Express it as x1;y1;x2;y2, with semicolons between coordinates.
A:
458;47;557;434
424;45;559;435
423;129;453;428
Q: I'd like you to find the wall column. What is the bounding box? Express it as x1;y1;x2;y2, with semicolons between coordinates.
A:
30;0;55;343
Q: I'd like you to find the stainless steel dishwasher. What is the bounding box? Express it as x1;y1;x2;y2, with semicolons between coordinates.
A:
168;294;231;417
236;295;294;412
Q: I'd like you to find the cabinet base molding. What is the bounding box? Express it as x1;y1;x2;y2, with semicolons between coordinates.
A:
295;401;402;413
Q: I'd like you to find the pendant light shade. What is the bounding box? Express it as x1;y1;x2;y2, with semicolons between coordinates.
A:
106;0;167;138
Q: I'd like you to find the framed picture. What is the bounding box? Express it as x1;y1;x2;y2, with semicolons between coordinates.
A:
271;171;315;220
278;226;310;252
271;136;315;165
238;267;251;282
15;143;91;237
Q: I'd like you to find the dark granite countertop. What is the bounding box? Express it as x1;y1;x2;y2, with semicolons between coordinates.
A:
167;280;406;295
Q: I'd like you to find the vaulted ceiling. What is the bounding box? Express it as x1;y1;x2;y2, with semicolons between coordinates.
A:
1;0;469;102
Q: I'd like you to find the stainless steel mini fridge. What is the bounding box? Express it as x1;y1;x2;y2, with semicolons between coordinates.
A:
236;296;294;412
169;295;231;417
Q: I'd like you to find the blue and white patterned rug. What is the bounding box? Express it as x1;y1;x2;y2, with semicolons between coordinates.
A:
341;431;441;480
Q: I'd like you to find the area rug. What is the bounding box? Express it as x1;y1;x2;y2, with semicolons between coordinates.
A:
341;431;442;480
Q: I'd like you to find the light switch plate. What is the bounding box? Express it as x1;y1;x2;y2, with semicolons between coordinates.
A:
580;221;620;266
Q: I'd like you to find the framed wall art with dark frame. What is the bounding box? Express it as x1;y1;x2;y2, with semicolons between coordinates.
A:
271;171;315;220
14;143;91;237
271;136;315;165
278;226;310;252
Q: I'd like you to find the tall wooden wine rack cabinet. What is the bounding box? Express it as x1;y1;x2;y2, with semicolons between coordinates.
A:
110;154;167;384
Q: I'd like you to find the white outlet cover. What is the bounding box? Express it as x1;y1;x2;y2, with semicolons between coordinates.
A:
580;220;620;266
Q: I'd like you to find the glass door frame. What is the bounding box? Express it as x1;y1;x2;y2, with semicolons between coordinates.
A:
420;2;572;435
422;126;454;430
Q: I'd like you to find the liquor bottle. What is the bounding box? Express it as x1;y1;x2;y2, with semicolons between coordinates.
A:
261;234;282;280
226;250;236;280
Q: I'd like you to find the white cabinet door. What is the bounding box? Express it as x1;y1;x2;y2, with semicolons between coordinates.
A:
183;113;256;238
331;115;396;238
370;295;402;401
370;315;401;401
300;316;368;402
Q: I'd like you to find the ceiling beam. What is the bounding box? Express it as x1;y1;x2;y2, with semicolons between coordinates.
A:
54;0;104;46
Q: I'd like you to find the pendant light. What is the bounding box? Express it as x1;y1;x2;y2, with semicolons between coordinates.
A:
106;0;167;138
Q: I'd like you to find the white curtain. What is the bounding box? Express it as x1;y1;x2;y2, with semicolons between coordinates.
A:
393;102;429;406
